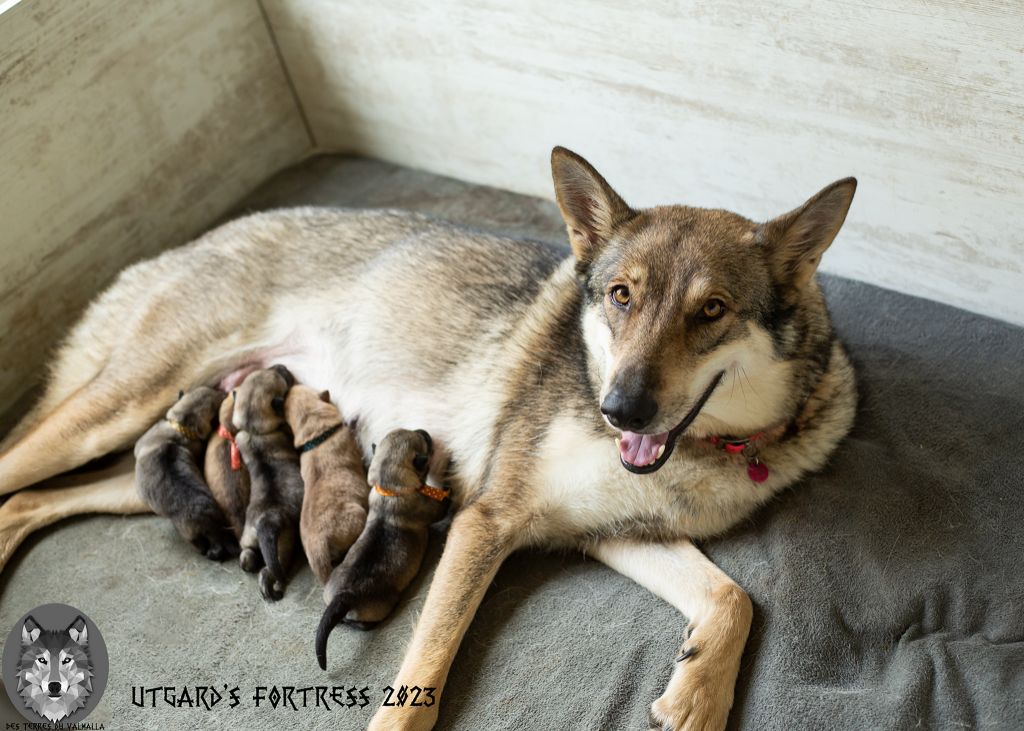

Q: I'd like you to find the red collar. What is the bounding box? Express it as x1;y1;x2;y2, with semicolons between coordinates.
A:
217;423;242;471
704;423;789;484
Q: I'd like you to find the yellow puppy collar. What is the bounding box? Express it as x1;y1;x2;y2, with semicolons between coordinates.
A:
166;418;202;441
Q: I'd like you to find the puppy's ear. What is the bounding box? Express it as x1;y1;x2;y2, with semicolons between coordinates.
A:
271;364;295;388
414;429;433;455
758;178;857;290
177;389;184;401
271;396;285;416
22;616;41;645
66;616;88;646
319;390;331;403
551;146;635;269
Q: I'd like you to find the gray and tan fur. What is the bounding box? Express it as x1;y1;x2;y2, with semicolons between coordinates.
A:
233;365;304;601
0;146;857;731
133;386;237;560
316;428;447;670
284;384;368;585
204;391;250;539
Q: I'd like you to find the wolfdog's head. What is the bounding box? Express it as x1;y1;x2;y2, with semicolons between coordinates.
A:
17;616;93;722
551;147;856;474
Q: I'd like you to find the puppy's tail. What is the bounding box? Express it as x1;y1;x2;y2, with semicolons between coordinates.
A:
315;591;352;670
256;509;286;582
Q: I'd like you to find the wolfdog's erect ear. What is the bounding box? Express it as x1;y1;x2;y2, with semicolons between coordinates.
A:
67;616;88;646
759;178;857;289
22;616;41;645
551;147;635;267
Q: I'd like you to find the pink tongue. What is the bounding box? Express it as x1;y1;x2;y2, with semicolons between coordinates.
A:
618;430;670;467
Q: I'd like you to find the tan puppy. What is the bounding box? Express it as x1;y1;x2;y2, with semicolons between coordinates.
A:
203;391;250;539
233;365;303;601
284;385;369;585
316;428;448;669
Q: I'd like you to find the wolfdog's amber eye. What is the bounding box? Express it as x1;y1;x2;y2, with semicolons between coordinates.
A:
702;299;726;320
610;285;631;308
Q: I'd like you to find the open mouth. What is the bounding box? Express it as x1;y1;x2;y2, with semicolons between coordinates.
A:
616;371;724;475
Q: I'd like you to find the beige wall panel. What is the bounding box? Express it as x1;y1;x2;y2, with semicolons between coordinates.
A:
266;0;1024;325
0;0;310;417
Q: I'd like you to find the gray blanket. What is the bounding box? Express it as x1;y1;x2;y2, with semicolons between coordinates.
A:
1;156;1021;729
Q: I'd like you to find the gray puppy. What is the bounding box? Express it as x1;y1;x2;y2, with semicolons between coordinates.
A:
233;365;303;601
316;428;448;669
134;386;237;560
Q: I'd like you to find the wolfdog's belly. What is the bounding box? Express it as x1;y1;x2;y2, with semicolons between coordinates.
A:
225;208;568;495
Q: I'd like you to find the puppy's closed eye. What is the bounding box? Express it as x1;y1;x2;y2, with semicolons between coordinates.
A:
412;454;429;473
271;396;285;415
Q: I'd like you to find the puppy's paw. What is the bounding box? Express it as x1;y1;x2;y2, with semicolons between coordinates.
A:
649;649;733;731
176;501;236;561
203;534;240;562
239;548;262;573
258;567;284;601
343;618;380;631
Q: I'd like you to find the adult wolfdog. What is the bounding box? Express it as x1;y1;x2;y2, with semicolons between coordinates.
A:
0;148;856;730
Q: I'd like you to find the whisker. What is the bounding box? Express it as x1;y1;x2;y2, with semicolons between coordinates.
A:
739;366;767;406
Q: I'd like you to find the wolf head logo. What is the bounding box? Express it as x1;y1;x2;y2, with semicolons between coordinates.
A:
17;615;93;722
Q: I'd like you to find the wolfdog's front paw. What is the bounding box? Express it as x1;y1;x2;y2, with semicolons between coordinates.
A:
368;701;439;731
648;653;733;731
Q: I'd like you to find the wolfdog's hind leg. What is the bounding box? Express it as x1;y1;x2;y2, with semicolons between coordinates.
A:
0;376;178;497
0;453;149;572
0;272;150;453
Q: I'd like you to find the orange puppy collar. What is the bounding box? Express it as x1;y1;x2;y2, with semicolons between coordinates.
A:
374;483;449;502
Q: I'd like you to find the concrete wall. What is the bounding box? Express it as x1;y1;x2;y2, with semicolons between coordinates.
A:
2;0;1021;429
264;0;1024;325
0;0;311;420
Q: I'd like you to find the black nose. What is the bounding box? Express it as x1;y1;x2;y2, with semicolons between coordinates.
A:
601;388;658;431
48;681;61;695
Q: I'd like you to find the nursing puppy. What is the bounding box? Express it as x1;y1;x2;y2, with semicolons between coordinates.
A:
232;365;303;601
284;385;368;585
134;386;237;560
203;391;250;539
316;428;447;670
